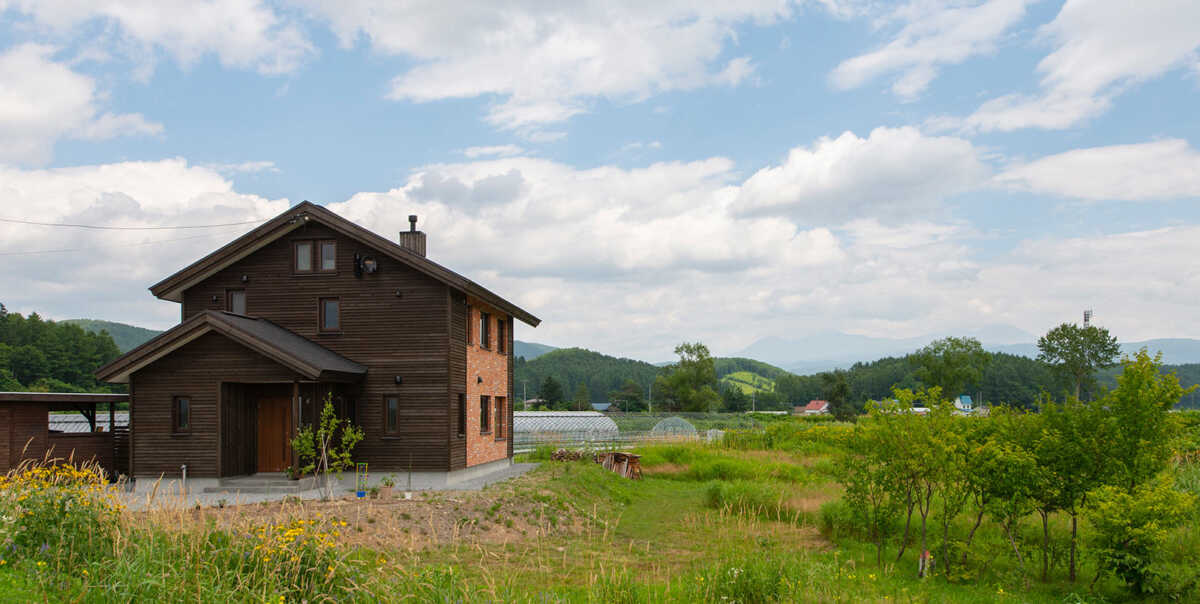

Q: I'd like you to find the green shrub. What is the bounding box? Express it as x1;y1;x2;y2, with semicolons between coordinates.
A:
688;555;791;604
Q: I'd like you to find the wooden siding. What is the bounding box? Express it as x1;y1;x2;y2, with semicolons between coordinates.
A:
0;404;113;475
449;291;468;470
177;222;453;472
130;332;300;478
219;383;257;477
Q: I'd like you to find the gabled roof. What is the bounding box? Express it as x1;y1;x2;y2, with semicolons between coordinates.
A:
148;201;540;327
94;311;367;384
803;400;830;411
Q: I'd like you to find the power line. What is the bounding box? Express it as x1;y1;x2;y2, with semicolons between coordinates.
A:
0;230;245;257
0;216;263;230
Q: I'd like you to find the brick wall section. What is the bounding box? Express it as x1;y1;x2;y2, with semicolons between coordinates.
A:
464;297;511;467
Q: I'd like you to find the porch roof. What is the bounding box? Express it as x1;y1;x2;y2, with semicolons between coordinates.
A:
95;310;367;384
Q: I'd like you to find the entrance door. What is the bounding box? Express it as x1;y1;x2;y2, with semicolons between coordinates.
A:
256;396;291;473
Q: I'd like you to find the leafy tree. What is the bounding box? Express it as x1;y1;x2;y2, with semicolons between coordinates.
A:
291;395;365;500
1036;398;1111;582
1086;476;1194;594
719;382;751;413
608;379;646;412
821;370;854;421
657;342;721;412
1037;322;1120;400
913;337;991;400
539;376;565;408
1103;349;1191;492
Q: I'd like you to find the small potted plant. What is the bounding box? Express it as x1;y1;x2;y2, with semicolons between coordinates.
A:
284;466;298;481
379;475;396;497
368;486;381;499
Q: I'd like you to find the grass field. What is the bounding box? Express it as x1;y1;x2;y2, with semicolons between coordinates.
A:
3;415;1196;602
720;370;775;394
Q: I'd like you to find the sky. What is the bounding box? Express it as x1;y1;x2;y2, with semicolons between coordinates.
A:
1;0;1198;362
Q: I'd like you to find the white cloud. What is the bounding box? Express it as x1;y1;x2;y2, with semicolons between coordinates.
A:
995;139;1200;201
964;0;1200;132
830;0;1032;99
295;1;794;127
0;44;162;166
0;158;290;327
734;126;988;223
461;145;524;159
4;0;314;75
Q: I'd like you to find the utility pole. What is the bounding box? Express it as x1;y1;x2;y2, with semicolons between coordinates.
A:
522;380;528;410
647;381;653;414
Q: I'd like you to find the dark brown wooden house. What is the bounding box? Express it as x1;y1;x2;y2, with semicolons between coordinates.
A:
95;202;538;487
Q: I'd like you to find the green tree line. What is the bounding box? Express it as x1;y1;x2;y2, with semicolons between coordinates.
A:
0;304;123;393
832;350;1195;595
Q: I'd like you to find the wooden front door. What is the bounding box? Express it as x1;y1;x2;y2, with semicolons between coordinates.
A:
256;396;291;473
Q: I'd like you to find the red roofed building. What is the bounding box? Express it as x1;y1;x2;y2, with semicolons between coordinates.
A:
795;400;829;416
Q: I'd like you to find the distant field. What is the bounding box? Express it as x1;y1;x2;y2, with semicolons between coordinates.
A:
720;370;775;394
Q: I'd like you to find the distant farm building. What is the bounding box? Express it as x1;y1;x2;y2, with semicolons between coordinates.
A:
796;400;830;415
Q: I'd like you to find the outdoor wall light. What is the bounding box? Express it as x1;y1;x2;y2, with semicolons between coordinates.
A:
394;289;403;298
394;376;403;385
477;376;483;384
211;295;219;303
240;274;249;283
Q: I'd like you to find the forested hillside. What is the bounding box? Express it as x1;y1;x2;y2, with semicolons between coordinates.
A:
514;347;663;404
64;319;160;353
0;305;123;393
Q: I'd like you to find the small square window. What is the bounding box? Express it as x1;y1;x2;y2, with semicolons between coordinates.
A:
480;395;491;433
320;298;340;331
295;241;312;272
385;396;399;435
320;241;336;271
227;289;246;315
173;396;190;433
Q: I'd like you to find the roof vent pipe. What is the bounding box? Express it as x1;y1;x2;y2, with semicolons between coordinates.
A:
398;215;427;257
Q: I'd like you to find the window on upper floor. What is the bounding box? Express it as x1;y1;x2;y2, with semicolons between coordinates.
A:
295;240;336;274
226;289;246;315
320;241;336;271
479;312;491;350
497;318;506;354
465;304;473;345
320;297;340;332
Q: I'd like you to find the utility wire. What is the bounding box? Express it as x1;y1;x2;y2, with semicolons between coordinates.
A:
0;216;262;230
0;229;245;257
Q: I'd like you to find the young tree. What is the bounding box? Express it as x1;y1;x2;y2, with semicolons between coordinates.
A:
913;337;991;400
1035;398;1111;582
1102;349;1191;492
291;395;365;500
1086;476;1194;595
1037;322;1120;400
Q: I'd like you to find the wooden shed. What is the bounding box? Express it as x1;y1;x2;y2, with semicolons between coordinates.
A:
0;392;129;477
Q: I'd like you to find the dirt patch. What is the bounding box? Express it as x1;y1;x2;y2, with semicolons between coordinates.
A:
138;473;594;553
641;462;687;477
